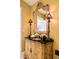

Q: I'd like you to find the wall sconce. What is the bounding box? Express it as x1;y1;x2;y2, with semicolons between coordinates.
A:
28;19;33;40
46;12;53;40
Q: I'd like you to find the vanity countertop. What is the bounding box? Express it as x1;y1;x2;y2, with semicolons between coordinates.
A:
25;36;54;44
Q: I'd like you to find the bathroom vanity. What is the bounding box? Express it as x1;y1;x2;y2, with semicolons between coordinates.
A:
25;37;54;59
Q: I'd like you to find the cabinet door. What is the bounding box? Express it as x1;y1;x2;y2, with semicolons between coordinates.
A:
32;41;42;59
43;43;53;59
25;39;32;59
47;43;53;59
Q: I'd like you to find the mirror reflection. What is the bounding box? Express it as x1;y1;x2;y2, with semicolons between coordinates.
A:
37;16;46;32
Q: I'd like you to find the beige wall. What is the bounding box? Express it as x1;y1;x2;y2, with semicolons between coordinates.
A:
21;1;31;51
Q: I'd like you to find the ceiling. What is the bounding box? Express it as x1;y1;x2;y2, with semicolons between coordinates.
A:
24;0;39;6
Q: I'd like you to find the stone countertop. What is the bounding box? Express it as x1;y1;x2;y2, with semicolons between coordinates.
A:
25;36;54;44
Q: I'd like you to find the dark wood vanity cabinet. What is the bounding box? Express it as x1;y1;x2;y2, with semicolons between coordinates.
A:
25;38;54;59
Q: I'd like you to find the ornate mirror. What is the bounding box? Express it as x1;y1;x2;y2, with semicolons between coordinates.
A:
34;2;49;34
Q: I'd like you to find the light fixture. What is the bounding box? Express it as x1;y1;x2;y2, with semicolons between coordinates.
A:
28;19;33;40
46;12;53;40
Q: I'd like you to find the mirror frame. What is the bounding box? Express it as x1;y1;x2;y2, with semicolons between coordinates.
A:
33;2;49;34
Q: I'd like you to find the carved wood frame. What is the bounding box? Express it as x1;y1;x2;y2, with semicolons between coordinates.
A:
33;2;49;34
